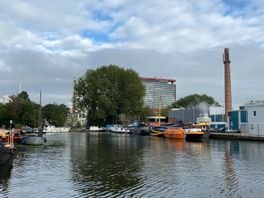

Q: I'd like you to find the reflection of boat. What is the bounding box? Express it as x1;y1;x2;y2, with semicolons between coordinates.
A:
184;128;204;140
151;126;167;137
110;125;130;133
0;143;15;166
165;128;185;139
165;138;185;151
0;158;13;178
88;126;106;132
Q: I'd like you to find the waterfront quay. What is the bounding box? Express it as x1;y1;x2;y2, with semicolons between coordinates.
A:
209;132;264;141
1;132;264;198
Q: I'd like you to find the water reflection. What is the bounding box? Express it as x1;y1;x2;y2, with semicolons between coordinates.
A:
0;160;12;196
223;141;240;197
1;133;264;197
69;133;146;197
164;139;185;151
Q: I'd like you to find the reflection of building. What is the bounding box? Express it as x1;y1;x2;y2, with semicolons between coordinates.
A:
141;77;176;111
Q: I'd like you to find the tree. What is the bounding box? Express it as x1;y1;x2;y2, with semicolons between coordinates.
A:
43;104;69;127
1;92;39;128
18;91;30;101
138;106;153;122
75;65;145;126
171;94;219;108
0;92;70;128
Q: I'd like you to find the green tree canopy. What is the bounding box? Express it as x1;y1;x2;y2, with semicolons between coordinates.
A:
43;104;69;127
0;92;69;128
0;93;39;128
171;94;219;108
75;65;145;126
18;91;30;101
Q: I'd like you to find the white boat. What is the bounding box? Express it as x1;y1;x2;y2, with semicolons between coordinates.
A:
44;125;70;133
88;126;106;132
110;125;130;133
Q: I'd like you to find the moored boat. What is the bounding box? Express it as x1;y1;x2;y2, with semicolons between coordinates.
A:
23;134;47;145
0;129;23;144
164;128;185;139
110;125;130;133
88;126;106;132
43;125;70;133
151;126;167;137
23;90;47;146
184;128;205;141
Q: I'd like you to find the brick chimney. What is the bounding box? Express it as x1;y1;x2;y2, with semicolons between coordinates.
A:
223;48;232;121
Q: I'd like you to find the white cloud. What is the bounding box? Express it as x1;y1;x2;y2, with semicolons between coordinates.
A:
0;0;264;106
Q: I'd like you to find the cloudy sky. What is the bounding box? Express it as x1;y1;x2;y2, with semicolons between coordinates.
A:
0;0;264;107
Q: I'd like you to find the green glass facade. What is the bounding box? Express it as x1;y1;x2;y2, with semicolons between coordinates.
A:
141;78;176;109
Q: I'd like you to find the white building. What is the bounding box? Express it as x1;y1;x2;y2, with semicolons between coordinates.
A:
240;101;264;137
0;95;11;104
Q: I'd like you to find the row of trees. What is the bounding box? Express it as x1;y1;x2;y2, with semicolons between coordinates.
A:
170;94;219;108
0;91;69;129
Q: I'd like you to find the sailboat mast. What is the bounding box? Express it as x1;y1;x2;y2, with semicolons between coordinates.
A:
37;90;44;137
158;94;161;126
38;90;42;128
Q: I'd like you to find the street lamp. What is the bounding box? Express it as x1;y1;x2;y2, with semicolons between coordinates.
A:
9;120;13;130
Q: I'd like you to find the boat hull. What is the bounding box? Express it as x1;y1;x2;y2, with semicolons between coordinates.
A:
23;136;47;145
184;128;205;141
164;128;185;139
2;136;22;144
151;126;167;137
151;130;165;137
109;126;130;133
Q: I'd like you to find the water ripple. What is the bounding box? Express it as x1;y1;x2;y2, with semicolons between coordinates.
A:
1;134;264;197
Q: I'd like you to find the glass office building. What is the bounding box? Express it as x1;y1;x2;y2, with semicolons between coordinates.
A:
141;77;176;109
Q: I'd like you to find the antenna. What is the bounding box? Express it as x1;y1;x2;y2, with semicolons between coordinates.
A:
19;81;22;94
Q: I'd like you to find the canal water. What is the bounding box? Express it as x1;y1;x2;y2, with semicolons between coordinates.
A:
1;132;264;197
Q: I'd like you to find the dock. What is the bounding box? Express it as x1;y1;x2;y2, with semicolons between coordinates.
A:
209;132;264;141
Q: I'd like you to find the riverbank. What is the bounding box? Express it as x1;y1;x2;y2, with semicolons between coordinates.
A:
209;132;264;141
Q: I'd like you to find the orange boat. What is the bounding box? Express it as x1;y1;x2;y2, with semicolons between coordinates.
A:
164;128;185;139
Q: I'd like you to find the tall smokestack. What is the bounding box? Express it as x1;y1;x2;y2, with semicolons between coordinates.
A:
223;48;232;121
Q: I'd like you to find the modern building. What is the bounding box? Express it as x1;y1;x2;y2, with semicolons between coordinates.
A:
141;77;176;111
168;108;208;124
239;101;264;137
210;106;226;129
168;105;226;127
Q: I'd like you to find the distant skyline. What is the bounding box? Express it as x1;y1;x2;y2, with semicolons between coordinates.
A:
1;0;264;107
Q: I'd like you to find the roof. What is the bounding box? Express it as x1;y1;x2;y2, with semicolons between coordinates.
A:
141;77;176;83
